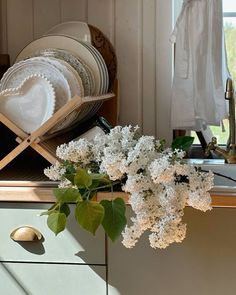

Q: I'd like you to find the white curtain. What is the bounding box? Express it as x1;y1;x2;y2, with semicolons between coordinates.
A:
171;0;229;131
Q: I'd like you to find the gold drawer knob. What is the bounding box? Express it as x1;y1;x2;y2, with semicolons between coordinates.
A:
10;226;43;242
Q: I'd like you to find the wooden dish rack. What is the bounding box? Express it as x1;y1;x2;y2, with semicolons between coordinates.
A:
0;80;118;171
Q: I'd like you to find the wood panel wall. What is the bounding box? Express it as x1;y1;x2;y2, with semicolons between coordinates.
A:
0;0;173;140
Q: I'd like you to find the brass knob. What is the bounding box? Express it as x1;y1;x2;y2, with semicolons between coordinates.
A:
10;226;43;242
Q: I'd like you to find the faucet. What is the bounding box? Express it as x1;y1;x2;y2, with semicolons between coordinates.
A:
205;78;236;164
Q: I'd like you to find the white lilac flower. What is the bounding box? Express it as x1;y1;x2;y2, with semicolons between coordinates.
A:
158;185;186;213
44;161;66;181
187;190;212;212
122;221;144;248
56;138;94;165
121;136;158;175
124;190;163;238
128;192;145;212
122;174;152;193
120;125;140;151
172;149;186;160
128;191;162;222
174;163;191;176
149;221;187;249
148;155;172;184
186;167;213;211
58;178;72;188
99;151;125;180
188;168;214;192
44;125;214;249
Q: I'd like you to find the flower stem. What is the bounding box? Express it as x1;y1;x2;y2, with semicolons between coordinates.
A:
90;180;121;192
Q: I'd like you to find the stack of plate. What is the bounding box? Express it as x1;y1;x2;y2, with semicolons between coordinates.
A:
0;22;117;134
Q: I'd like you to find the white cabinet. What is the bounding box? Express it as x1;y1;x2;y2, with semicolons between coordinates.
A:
0;203;105;264
107;207;236;295
0;263;106;295
0;202;107;294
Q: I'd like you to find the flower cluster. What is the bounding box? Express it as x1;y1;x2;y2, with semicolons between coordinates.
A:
44;126;214;249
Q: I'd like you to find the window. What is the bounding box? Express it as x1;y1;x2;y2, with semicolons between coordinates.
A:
207;0;236;145
205;0;236;145
173;0;235;146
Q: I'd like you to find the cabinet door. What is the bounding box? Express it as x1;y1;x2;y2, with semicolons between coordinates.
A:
0;203;105;264
108;207;236;295
0;263;106;295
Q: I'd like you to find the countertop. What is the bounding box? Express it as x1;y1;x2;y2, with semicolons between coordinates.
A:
0;180;235;208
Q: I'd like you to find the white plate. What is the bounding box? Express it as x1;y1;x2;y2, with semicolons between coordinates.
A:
30;48;92;96
0;74;55;133
15;35;101;95
0;58;71;111
45;22;112;93
30;56;84;97
81;42;109;94
45;21;91;44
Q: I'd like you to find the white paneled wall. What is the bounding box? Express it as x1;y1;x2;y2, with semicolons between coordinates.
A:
0;0;173;140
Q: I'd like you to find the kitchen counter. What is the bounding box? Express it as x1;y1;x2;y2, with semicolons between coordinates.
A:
0;181;235;208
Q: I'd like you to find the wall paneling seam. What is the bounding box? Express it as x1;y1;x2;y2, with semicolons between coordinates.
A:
137;0;144;129
59;0;62;23
155;0;159;139
85;0;88;23
32;0;35;39
1;0;8;53
154;0;157;137
110;0;116;46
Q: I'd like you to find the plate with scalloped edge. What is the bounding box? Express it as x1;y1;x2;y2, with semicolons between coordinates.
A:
0;58;71;112
30;48;92;96
0;74;55;133
30;56;84;97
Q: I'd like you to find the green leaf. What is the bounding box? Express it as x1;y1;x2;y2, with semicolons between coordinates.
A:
91;173;111;183
100;198;127;242
64;161;76;173
41;203;70;217
64;173;75;185
74;168;92;188
53;188;81;203
60;203;71;217
171;136;194;151
89;179;100;190
158;139;166;151
63;162;76;185
40;203;59;216
89;173;110;189
75;200;104;235
47;212;67;235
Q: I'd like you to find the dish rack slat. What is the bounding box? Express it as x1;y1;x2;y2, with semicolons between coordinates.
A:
0;91;116;171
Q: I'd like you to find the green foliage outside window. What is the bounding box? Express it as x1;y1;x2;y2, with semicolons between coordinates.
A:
224;22;236;82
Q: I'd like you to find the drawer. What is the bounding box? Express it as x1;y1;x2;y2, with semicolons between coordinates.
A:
0;263;106;295
0;203;105;264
